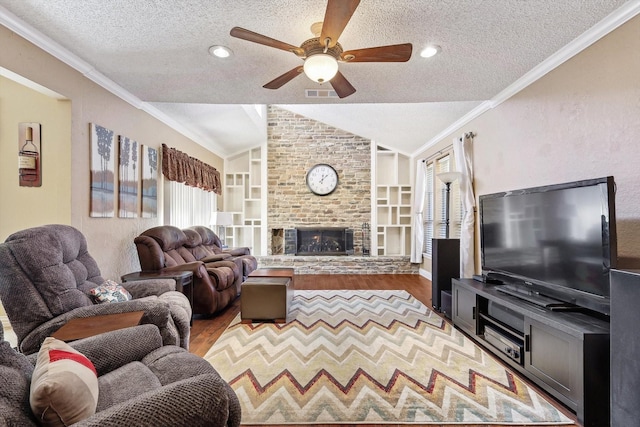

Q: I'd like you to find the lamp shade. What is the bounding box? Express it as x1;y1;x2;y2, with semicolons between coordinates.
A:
211;212;233;226
437;171;462;184
303;53;339;84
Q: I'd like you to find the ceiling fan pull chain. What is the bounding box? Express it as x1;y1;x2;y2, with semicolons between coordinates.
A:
323;38;331;53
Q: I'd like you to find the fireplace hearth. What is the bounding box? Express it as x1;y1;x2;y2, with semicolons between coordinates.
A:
278;227;354;256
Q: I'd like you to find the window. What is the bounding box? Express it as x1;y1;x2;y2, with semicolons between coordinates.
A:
164;179;217;229
423;153;461;256
423;162;434;255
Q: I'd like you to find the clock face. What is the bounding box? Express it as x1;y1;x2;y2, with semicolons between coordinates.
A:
306;164;338;196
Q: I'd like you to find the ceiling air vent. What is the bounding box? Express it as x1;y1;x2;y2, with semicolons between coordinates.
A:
305;89;339;98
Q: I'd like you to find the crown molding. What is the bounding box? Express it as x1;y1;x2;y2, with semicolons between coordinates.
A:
490;0;640;109
414;0;640;156
0;5;227;154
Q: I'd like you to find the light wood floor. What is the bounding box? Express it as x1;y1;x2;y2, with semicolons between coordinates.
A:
189;274;579;427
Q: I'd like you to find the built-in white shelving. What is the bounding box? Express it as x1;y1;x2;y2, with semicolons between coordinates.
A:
223;146;265;255
374;147;412;256
225;144;412;258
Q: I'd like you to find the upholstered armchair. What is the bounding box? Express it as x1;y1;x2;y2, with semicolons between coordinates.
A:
188;226;257;279
134;226;241;315
0;320;241;426
0;225;191;355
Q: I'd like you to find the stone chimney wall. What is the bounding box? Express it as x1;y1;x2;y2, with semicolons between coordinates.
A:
267;106;371;255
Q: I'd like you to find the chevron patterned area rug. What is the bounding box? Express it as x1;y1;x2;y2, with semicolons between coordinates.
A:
205;290;573;425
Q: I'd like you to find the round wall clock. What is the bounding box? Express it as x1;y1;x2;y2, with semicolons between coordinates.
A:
306;163;338;196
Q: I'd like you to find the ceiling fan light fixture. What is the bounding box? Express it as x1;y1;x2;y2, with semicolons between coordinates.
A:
420;44;441;58
209;45;233;58
303;53;339;84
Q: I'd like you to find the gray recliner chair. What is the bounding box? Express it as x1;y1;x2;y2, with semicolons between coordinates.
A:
0;224;191;355
0;320;241;426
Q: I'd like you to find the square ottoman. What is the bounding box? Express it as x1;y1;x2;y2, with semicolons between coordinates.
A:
248;267;295;289
241;277;292;323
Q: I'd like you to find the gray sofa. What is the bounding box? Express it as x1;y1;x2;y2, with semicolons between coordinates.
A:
0;224;192;355
0;320;241;426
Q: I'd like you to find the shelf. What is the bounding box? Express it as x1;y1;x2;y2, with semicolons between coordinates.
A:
227;151;250;173
375;148;413;256
397;155;410;185
478;313;525;340
250;162;261;186
250;186;261;199
226;187;243;212
244;200;260;220
376;153;396;186
377;207;389;225
377;186;388;199
224;146;264;256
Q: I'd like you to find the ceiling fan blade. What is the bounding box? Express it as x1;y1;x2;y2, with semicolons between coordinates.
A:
320;0;360;48
230;27;303;55
330;71;356;98
263;66;304;89
342;43;413;62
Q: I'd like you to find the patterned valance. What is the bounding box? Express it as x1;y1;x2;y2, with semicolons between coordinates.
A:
161;144;221;195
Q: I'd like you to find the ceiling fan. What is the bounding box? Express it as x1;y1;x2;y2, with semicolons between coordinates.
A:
230;0;412;98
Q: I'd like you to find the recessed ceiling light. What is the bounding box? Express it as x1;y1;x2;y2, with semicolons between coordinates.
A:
209;45;232;58
420;44;441;58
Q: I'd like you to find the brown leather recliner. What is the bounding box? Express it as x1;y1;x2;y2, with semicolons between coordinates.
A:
187;226;258;280
134;226;241;315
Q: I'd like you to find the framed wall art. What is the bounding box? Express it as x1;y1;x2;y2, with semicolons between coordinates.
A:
118;135;139;218
141;145;158;218
90;123;115;217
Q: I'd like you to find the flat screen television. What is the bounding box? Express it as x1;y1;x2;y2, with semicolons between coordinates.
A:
479;176;617;316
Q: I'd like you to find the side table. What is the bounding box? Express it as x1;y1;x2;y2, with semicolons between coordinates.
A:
121;270;194;324
52;311;145;342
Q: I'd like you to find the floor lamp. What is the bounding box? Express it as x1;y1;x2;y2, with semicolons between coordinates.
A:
211;212;233;248
433;171;461;317
437;172;461;238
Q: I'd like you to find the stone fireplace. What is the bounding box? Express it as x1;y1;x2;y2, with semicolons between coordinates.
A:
224;106;419;274
266;106;371;256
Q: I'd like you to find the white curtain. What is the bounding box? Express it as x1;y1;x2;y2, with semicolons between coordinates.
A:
165;180;217;229
453;134;475;277
410;160;427;263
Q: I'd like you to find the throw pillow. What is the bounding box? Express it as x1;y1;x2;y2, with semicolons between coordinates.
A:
89;279;133;303
30;337;99;427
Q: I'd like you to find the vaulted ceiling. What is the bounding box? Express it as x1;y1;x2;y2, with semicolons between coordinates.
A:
0;0;632;156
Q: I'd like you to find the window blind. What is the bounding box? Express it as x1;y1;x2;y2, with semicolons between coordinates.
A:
423;162;434;255
165;180;217;229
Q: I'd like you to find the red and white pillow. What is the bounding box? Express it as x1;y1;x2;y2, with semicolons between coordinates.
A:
30;337;99;427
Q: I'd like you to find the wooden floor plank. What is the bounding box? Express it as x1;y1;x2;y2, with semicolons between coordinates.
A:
190;274;579;427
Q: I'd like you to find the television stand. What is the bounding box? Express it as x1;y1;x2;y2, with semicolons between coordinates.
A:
452;278;610;427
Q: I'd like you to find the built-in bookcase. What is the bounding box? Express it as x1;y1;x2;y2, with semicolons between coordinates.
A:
223;146;266;255
224;144;412;257
373;147;412;256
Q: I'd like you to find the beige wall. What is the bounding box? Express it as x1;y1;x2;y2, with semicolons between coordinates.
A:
416;15;640;274
0;76;72;236
0;26;224;280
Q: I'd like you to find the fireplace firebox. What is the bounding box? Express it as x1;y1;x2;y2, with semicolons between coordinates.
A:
288;227;354;256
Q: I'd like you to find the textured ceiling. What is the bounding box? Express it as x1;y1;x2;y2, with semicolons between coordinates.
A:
0;0;631;156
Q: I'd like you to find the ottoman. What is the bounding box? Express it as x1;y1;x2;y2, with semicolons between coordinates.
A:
241;277;292;323
248;267;295;288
